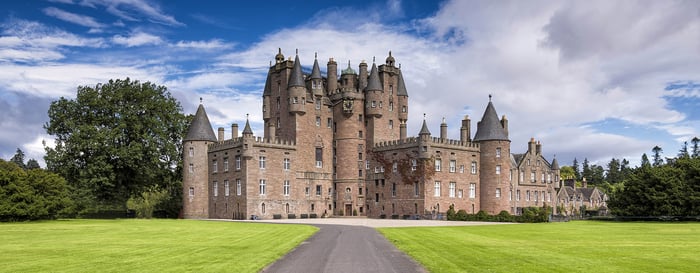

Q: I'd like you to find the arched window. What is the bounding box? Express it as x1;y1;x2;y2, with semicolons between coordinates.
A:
261;203;266;214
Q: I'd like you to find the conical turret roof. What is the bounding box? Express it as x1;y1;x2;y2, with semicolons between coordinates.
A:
288;54;305;87
262;68;273;96
185;103;217;142
310;54;322;80
419;119;431;135
396;69;408;96
473;99;509;141
242;117;253;135
551;157;560;170
366;62;382;91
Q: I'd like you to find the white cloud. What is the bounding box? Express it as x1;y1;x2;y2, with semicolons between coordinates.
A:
0;19;105;62
174;39;233;50
112;32;163;47
80;0;184;26
43;7;105;29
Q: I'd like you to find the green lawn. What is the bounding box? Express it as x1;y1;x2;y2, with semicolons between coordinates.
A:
0;219;317;273
379;221;700;273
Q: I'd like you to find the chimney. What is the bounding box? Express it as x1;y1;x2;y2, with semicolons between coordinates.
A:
400;122;407;140
501;115;509;137
460;115;471;142
359;60;368;90
536;141;542;155
327;58;338;93
582;177;587;188
218;127;224;142
440;117;447;140
232;123;239;138
528;138;536;153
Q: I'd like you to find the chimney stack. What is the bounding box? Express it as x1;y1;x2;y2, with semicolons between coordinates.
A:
218;127;224;142
232;123;239;138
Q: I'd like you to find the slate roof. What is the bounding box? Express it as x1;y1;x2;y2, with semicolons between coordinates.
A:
473;101;509;141
288;54;305;87
551;157;560;169
366;62;382;91
419;119;431;135
184;104;217;142
262;68;273;96
242;118;253;135
396;69;408;96
310;57;322;80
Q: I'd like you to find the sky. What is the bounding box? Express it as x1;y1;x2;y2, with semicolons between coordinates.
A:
1;0;699;169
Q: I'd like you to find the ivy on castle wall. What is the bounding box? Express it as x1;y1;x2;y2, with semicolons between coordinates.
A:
369;151;435;185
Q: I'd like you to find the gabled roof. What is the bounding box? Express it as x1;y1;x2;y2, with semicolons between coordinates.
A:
288;54;305;87
512;153;525;166
396;69;408;96
185;104;217;142
473;100;509;141
310;56;322;80
366;62;382;91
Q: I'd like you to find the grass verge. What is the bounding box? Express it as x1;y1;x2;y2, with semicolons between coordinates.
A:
379;221;700;273
0;219;317;272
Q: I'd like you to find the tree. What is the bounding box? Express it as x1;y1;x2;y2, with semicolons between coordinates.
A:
0;159;73;221
606;158;621;184
10;148;26;169
692;137;699;158
44;78;189;214
559;166;575;180
572;158;581;180
582;158;591;181
26;159;40;170
679;142;690;158
652;146;663;166
641;153;651;168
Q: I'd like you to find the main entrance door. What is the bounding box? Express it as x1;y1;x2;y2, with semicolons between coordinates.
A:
345;204;352;216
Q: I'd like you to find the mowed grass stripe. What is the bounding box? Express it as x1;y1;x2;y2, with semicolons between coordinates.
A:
379;221;700;273
0;219;317;273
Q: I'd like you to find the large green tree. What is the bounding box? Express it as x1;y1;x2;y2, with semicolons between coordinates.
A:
44;78;189;214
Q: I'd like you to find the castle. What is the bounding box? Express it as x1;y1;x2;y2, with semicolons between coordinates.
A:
182;49;565;220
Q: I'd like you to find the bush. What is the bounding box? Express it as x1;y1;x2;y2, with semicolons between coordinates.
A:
0;161;74;221
456;209;469;221
126;186;168;219
446;204;457;220
287;214;296;219
273;214;282;219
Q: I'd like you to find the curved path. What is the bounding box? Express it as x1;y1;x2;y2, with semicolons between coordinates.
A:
255;218;507;273
261;224;425;273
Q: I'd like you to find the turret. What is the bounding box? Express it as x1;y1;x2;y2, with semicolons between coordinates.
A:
241;115;254;159
340;61;357;91
418;116;431;159
365;61;383;117
396;69;408;121
473;96;511;215
288;51;306;114
262;70;272;120
310;53;324;97
182;100;217;219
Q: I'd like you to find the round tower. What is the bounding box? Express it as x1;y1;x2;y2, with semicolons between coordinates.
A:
288;51;306;114
183;101;218;219
473;96;512;215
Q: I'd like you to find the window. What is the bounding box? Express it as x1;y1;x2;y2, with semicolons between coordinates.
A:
283;158;291;170
283;180;290;196
496;188;501;198
188;163;193;173
316;185;322;196
359;152;362;160
315;148;323;168
315;99;321;109
414;183;420;197
389;85;393;94
496;165;501;174
471;161;477;174
389;102;394;111
235;156;241;170
509;190;512;201
358;131;363;138
188;147;194;157
262;203;266;214
534;191;538;201
389;120;393;129
366;160;370;170
316;116;321;126
311;203;315;212
434;182;441;197
327;118;332;128
259;179;266;195
547;191;552;202
458;189;463;198
531;171;536;182
359;170;363;177
516;189;521;201
459;165;465;173
449;160;456;173
223;158;229;172
542;173;546;183
411;159;417;171
526;190;530;201
292;97;298;104
259;156;266;169
402;105;407;113
392;183;396;197
225;180;230;196
189;187;194;197
449;182;456;197
496;147;501;158
371;101;376;107
213;160;218;173
392;162;398;173
213;181;218;197
435;159;442;172
469;183;476;198
305;187;310;196
277;118;280;128
236;179;241;195
375;193;379;202
359;114;363;122
375;166;381;174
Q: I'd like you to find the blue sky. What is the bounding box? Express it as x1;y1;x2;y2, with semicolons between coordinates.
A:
1;0;699;169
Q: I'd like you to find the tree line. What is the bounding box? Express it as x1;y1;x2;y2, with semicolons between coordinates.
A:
562;138;700;217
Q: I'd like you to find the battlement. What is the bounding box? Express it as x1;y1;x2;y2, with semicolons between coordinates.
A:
373;136;479;151
208;136;296;152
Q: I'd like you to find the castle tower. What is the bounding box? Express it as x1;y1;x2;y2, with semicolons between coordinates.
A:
473;96;511;214
183;101;217;219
